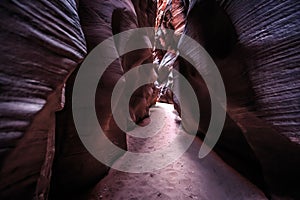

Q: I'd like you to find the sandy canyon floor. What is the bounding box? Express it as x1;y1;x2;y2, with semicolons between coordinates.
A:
89;103;266;200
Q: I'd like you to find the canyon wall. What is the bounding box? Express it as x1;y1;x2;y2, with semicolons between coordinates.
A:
0;0;156;199
0;0;86;199
180;0;300;198
0;0;299;199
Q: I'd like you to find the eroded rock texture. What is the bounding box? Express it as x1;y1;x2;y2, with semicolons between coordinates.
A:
132;0;157;28
51;0;157;199
1;0;299;199
0;0;86;199
218;0;300;143
0;0;158;198
154;0;188;104
180;0;300;198
217;1;300;197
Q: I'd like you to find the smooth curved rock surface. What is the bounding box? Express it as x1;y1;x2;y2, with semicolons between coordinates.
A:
51;1;158;198
1;0;158;199
218;0;300;143
217;1;300;198
179;0;300;198
0;0;86;199
1;0;299;199
90;103;267;200
51;0;149;198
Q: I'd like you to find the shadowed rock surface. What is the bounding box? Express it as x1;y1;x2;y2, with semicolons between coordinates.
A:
0;0;299;199
179;0;300;198
0;0;86;199
89;103;267;200
51;0;157;199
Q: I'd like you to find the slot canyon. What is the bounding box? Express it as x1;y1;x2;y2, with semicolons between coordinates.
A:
0;0;299;199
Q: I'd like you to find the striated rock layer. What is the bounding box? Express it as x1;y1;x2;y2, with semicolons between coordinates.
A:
51;0;157;199
179;0;300;198
216;1;300;197
0;0;299;199
218;0;300;143
1;0;157;199
0;0;86;199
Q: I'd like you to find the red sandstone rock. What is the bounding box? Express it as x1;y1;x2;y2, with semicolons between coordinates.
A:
0;0;299;199
180;0;300;198
0;0;86;199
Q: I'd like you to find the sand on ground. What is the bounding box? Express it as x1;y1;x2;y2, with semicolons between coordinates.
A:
89;103;267;200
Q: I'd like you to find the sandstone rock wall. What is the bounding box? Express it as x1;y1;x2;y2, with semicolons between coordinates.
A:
181;0;300;198
218;0;300;144
52;0;157;198
0;0;157;199
0;0;86;199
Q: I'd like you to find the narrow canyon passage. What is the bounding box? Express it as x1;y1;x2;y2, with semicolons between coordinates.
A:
89;103;266;200
1;0;300;199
